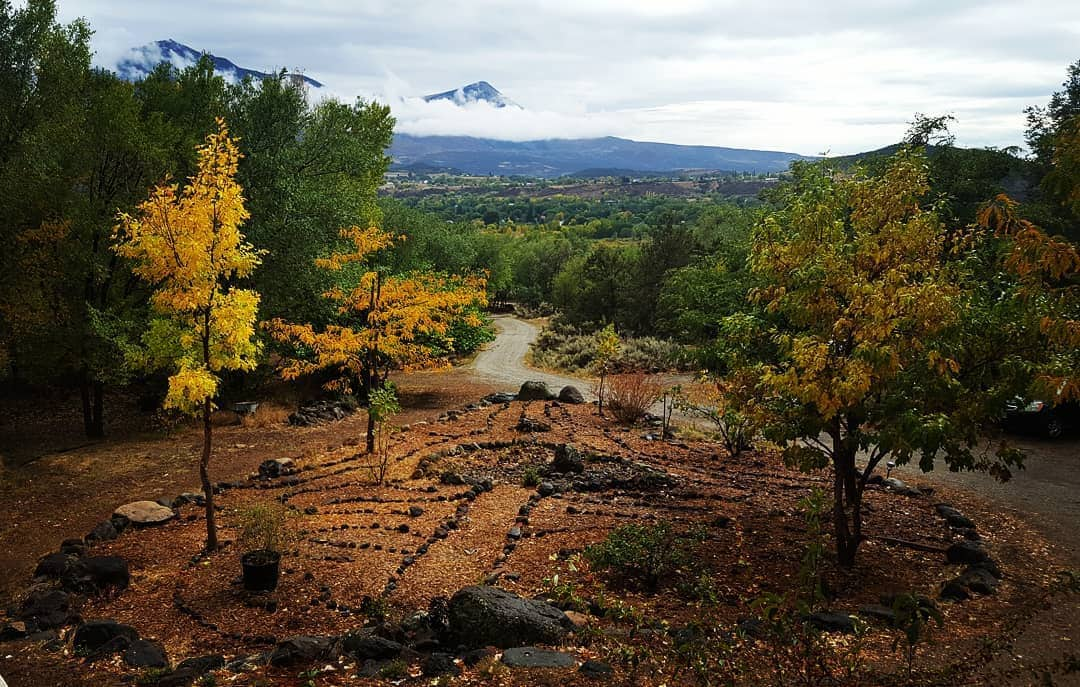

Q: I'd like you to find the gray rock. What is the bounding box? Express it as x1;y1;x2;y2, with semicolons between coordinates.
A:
258;458;295;479
423;652;461;676
935;503;976;529
86;519;118;544
558;386;586;404
517;381;556;401
857;604;896;625
114;500;176;525
447;585;572;649
124;639;169;668
342;630;403;660
940;580;970;602
34;552;76;579
158;654;226;687
501;646;576;668
537;482;556;497
269;635;338;667
881;478;921;497
551;445;585;474
956;566;1000;595
484;392;517;404
516;417;552;433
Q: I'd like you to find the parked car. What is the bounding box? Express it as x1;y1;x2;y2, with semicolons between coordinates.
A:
1003;396;1080;438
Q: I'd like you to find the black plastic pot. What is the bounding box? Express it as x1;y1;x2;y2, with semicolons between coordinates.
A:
241;549;281;591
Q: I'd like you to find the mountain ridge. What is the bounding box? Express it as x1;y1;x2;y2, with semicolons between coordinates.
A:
115;39;323;88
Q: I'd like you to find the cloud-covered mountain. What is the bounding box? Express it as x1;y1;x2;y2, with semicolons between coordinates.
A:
115;39;323;88
389;134;809;177
422;81;520;109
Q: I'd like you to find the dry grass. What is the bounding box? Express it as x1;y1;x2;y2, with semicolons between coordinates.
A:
240;403;291;429
606;371;664;424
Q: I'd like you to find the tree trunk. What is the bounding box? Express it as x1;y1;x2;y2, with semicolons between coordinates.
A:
597;371;606;417
201;397;217;551
830;427;862;567
79;372;105;438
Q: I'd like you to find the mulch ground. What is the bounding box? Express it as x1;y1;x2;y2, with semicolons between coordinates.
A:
1;391;1077;686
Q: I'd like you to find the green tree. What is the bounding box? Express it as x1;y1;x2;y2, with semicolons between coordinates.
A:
741;149;1024;566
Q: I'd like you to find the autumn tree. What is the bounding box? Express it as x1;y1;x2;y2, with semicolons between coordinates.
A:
593;323;621;416
741;148;1024;566
114;119;261;550
267;225;486;452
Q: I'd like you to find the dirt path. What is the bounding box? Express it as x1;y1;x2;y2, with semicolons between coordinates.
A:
470;315;592;394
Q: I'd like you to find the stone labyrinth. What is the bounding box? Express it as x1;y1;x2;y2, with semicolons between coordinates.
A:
11;389;1036;684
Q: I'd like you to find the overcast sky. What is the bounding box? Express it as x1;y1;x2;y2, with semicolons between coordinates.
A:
57;0;1080;155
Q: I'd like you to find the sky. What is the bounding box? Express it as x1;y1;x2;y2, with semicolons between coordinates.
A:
56;0;1080;155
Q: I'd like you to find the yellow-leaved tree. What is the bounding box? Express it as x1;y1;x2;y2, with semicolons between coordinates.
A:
114;119;261;550
267;224;486;452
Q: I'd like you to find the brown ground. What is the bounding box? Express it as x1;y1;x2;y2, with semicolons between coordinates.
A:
1;377;1077;686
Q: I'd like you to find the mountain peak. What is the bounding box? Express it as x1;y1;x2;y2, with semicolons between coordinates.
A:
423;81;520;109
114;39;323;89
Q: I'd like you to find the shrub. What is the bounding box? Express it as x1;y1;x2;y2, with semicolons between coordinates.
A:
605;372;664;424
521;466;541;487
236;502;292;553
584;521;705;591
241;403;291;428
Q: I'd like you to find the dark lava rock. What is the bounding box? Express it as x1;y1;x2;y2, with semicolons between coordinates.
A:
85;519;118;544
579;659;614;678
537;482;556;497
18;589;74;629
558;386;586;404
956;566;1001;595
269;635;338;667
124;639;169;668
423;652;461;677
881;477;922;497
342;630;403;660
72;619;139;654
483;392;518;404
34;552;76;579
517;381;556;402
62;555;130;594
940;580;970;602
462;646;498;666
441;471;467;485
946;541;992;566
258;457;294;479
447;585;571;649
408;506;424;517
501;646;576;668
857;604;897;625
806;611;856;634
552;444;585;474
516;417;552;433
158;654;226;687
935;503;976;530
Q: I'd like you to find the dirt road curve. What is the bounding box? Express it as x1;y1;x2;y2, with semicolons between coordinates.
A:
470;316;593;396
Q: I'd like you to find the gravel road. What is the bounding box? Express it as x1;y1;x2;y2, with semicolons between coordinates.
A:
470;316;594;396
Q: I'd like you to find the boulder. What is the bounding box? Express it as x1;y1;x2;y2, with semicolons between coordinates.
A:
946;541;992;566
501;646;576;668
114;500;176;526
955;566;1000;595
18;589;74;629
269;635;338;668
517;381;555;402
935;503;976;529
558;386;585;404
124;639;169;668
551;445;585;474
342;630;403;660
62;556;130;594
72;620;139;654
447;585;571;649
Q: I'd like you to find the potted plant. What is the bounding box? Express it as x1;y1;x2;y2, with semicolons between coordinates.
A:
236;502;291;592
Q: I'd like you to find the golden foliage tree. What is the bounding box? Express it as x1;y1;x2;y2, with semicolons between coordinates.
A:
114;119;261;550
267;224;486;451
744;149;992;566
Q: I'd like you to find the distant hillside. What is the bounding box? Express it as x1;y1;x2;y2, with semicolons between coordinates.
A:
115;39;323;88
389;134;810;177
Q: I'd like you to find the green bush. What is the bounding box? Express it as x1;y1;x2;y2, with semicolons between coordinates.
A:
530;317;688;374
521;466;541;487
585;521;705;591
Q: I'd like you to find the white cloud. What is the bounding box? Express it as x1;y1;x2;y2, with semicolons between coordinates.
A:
58;0;1080;154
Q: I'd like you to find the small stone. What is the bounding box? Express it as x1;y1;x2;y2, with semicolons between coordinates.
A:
806;611;856;634
501;646;576;668
946;541;992;566
408;506;424;517
124;639;169;668
579;659;614;678
423;652;461;677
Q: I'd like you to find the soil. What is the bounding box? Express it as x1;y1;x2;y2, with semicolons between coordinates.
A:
1;394;1077;686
